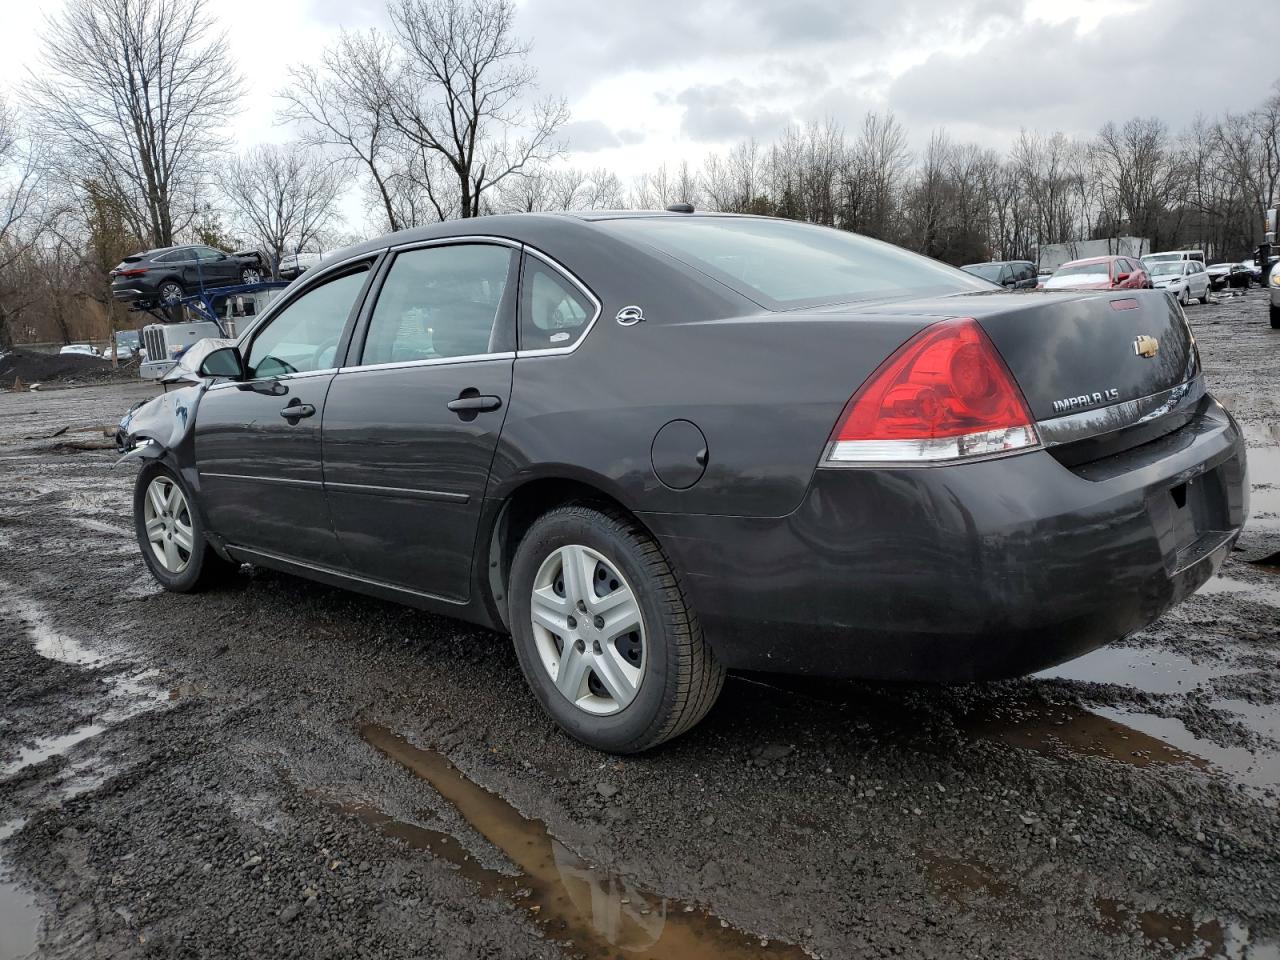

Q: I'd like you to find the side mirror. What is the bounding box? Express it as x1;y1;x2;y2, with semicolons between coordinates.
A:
198;345;244;379
1002;277;1016;287
1115;273;1130;283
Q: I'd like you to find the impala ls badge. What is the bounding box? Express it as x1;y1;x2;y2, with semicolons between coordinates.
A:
615;305;645;326
1051;388;1120;415
1133;335;1159;358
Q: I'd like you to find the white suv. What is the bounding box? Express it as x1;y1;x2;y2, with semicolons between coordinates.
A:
1270;262;1280;328
1148;259;1211;306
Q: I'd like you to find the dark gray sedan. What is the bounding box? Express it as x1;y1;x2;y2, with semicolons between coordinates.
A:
118;212;1248;752
110;244;264;306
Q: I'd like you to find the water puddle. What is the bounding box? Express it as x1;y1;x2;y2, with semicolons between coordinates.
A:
358;724;807;959
1194;575;1280;604
969;700;1209;772
1096;897;1280;960
1037;645;1228;695
1090;706;1280;794
0;819;38;960
0;590;105;667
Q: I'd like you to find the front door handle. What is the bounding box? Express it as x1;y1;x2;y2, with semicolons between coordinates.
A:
280;399;316;423
447;395;502;413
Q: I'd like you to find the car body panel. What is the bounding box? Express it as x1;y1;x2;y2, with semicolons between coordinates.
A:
117;212;1248;683
193;373;346;567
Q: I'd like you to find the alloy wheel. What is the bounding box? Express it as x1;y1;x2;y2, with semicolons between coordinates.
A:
241;268;261;284
142;475;194;574
159;282;183;303
529;544;646;716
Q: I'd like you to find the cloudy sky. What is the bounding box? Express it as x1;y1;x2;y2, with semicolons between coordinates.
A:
3;0;1276;230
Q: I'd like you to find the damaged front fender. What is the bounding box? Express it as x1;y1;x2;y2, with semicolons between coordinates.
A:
113;383;207;469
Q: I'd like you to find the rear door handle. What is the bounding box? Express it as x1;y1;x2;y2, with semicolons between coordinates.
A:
447;395;502;413
280;399;316;422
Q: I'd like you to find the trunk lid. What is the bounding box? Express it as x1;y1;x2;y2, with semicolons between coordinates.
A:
848;289;1198;423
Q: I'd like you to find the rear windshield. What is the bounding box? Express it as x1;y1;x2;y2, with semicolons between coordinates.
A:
963;263;1004;281
1055;261;1111;277
600;217;990;309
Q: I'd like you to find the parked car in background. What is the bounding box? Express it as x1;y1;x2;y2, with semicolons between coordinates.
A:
118;211;1245;753
1043;256;1151;290
59;343;101;357
1206;262;1251;291
960;260;1038;289
279;251;324;280
1144;250;1208;271
110;245;265;308
1149;260;1211;305
1270;262;1280;327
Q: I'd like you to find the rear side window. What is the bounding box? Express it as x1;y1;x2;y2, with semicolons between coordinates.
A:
155;248;191;263
601;217;989;309
519;256;596;351
361;244;515;365
245;267;368;379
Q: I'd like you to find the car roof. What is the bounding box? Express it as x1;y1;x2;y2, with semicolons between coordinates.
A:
324;210;801;264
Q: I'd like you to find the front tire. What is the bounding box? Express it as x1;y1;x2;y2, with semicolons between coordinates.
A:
1271;302;1280;329
133;462;236;592
509;504;724;753
240;267;261;285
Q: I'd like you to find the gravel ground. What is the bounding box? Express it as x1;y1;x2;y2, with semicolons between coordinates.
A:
0;290;1278;960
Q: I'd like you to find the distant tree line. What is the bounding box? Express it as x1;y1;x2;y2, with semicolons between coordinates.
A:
0;0;1278;350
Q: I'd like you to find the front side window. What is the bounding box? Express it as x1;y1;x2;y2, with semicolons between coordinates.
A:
520;257;595;351
601;216;990;309
245;267;368;379
194;246;226;261
360;244;515;366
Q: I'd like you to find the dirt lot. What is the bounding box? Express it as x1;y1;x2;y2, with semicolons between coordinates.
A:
1;290;1279;960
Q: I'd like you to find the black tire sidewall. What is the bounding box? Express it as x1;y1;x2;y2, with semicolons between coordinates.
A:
509;508;679;753
132;461;213;592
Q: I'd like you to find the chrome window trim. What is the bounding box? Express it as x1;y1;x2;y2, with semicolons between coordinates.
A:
233;250;383;349
205;367;339;392
388;234;521;254
339;351;515;375
517;247;603;358
1036;375;1206;448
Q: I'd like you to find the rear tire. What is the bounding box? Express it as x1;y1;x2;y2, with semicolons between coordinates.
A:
508;503;724;753
158;280;184;304
1198;287;1210;304
133;462;237;592
1271;303;1280;329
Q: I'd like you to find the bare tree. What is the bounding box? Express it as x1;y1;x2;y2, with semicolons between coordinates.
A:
280;30;403;231
1091;118;1185;249
26;0;242;248
218;144;345;276
0;98;58;350
383;0;568;218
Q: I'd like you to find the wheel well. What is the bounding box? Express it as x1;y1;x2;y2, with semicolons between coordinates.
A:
484;478;645;632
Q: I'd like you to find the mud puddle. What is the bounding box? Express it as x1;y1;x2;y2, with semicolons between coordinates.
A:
969;700;1209;772
1037;644;1237;695
1090;706;1280;794
1;590;106;666
1196;574;1280;603
0;819;38;960
358;724;808;959
1096;896;1280;960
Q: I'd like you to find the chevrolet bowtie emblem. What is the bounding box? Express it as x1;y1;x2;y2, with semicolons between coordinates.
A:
1133;335;1159;358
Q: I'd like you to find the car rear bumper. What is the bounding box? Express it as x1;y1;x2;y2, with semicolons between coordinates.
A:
111;284;147;302
641;397;1247;682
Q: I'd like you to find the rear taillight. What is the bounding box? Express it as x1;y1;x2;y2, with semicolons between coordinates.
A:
823;317;1040;465
114;267;149;279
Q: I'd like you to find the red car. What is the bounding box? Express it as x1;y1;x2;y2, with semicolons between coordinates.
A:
1042;256;1152;291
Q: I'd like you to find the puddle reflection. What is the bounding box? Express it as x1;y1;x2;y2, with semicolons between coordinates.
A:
358;724;805;958
0;819;38;960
